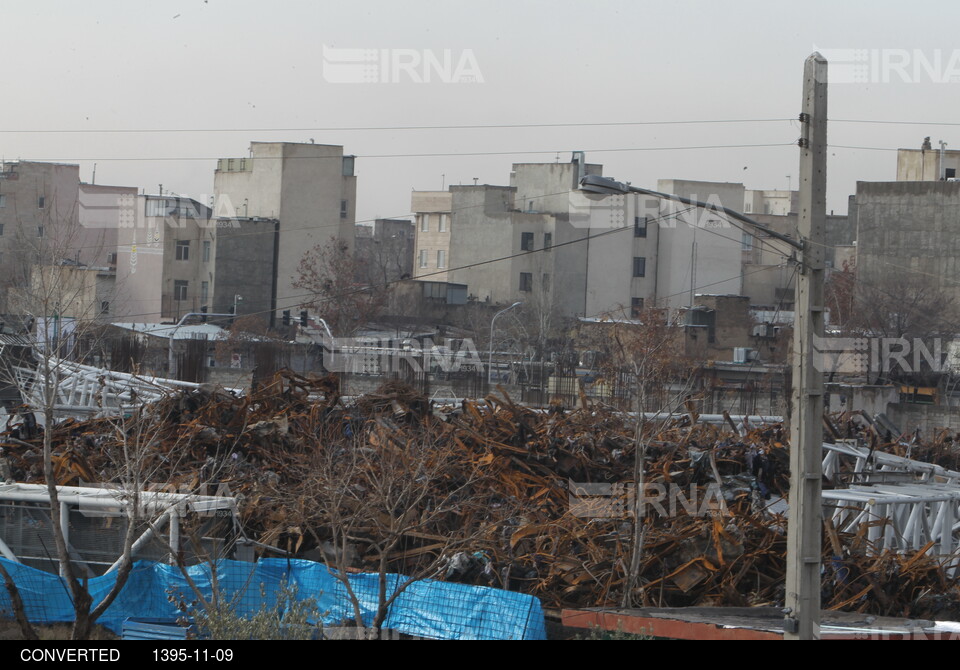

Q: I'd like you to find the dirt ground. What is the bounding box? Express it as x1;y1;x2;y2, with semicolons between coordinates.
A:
0;619;118;641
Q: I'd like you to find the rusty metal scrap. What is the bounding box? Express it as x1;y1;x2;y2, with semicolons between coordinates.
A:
2;371;960;619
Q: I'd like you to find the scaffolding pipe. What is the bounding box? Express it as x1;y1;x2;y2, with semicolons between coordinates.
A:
59;501;69;578
169;511;180;565
0;535;20;563
104;511;171;574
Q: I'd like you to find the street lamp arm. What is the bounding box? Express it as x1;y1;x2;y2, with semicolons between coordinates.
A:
579;174;803;251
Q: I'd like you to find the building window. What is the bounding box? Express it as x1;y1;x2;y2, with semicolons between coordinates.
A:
107;252;117;265
0;223;4;236
176;239;190;261
521;232;534;251
37;226;44;238
544;232;552;249
174;280;188;301
419;249;428;268
439;214;447;232
519;272;533;292
38;196;45;209
0;195;5;208
631;297;644;318
202;240;211;262
634;216;648;238
437;249;446;269
201;281;209;304
100;301;110;315
542;273;550;291
744;202;752;213
420;214;429;233
741;231;754;251
340;199;348;219
633;257;646;277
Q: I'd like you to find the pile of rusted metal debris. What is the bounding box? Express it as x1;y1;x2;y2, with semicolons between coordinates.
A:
3;370;960;620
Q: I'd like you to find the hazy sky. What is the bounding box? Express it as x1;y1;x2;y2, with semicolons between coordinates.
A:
4;0;960;222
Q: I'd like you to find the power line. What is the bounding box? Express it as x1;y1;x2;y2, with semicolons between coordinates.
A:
832;118;960;127
62;205;702;323
9;184;790;258
9;142;795;163
828;144;898;152
0;118;794;135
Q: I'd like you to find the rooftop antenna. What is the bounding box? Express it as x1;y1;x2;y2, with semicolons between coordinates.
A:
441;173;445;190
473;177;479;186
92;163;97;185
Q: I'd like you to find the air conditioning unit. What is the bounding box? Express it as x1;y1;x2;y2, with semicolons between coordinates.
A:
752;324;776;338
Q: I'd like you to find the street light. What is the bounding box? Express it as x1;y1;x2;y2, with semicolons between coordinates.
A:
578;174;802;251
487;301;522;385
233;294;243;315
580;58;825;641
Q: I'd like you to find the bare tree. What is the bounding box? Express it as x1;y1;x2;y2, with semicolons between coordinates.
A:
578;304;700;607
0;203;166;639
291;420;502;633
294;236;391;337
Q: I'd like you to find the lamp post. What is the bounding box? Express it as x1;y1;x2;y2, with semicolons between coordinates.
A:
578;54;825;638
578;174;803;252
487;301;522;385
233;294;243;315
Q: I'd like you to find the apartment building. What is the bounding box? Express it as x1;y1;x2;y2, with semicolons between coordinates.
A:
411;155;804;318
113;195;216;322
0;161;124;319
213;142;357;326
896;137;960;181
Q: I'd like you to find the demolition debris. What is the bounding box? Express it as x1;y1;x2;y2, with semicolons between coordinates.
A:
3;370;960;619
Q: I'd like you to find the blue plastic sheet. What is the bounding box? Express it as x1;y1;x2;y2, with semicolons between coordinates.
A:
0;558;547;640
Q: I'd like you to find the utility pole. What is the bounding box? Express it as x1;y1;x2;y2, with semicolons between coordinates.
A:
785;52;827;640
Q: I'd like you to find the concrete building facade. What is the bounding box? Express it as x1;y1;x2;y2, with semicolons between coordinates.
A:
854;180;960;304
410;156;815;319
212;217;278;322
114;195;215;322
213;143;357;326
897;137;960;182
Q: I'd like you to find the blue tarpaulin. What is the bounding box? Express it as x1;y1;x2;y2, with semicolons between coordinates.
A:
0;558;547;640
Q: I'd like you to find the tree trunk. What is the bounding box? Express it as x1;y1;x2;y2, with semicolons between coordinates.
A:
0;561;38;640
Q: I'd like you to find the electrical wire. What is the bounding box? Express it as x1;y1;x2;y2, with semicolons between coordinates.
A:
7;143;796;163
0;118;795;134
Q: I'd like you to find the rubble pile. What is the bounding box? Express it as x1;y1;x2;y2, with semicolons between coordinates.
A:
3;370;960;619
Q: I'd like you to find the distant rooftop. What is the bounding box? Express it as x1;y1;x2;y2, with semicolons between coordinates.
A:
111;322;229;341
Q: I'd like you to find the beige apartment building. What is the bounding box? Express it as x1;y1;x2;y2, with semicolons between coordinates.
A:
213;142;357;325
113;195;216;322
411;154;803;318
897;137;960;181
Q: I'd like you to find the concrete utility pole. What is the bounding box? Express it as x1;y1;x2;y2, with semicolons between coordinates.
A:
785;52;827;641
